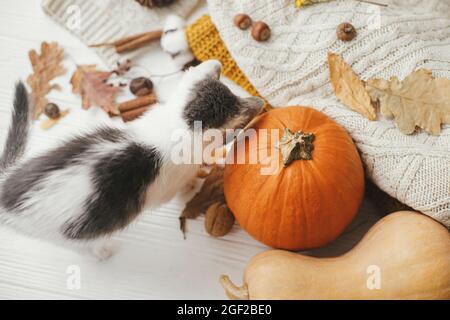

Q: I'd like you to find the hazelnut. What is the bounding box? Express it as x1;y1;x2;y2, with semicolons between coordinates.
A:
204;202;235;237
130;77;153;96
336;22;357;42
251;21;271;42
234;14;252;30
44;103;60;119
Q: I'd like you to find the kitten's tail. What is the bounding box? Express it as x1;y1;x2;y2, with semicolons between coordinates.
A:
0;82;30;170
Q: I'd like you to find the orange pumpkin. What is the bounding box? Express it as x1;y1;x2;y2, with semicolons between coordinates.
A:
224;107;365;250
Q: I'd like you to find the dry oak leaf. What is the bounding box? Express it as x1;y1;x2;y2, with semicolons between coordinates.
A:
180;166;225;237
328;52;376;120
70;65;120;115
26;42;65;119
40;109;70;130
366;69;450;135
70;65;96;93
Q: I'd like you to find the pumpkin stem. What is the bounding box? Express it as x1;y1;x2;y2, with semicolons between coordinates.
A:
219;275;250;300
279;128;315;166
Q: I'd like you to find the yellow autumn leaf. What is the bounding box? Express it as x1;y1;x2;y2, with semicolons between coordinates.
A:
40;109;70;130
366;69;450;135
328;52;376;120
295;0;332;8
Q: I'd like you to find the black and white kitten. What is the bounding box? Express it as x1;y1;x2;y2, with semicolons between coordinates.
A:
0;60;263;259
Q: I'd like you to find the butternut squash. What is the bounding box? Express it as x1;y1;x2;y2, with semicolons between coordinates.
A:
220;211;450;300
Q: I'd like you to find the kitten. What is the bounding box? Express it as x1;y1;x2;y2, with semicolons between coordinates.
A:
0;60;263;259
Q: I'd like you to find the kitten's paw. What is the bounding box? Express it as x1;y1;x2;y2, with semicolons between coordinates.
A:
196;60;222;80
182;60;222;85
92;240;118;261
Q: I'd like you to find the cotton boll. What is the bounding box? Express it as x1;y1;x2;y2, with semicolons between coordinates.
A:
161;30;190;55
163;14;186;32
161;15;194;69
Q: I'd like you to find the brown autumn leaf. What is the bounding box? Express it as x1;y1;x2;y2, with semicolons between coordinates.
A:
180;166;225;237
70;65;97;94
366;69;450;135
70;65;121;115
26;42;65;119
40;109;70;130
328;52;376;120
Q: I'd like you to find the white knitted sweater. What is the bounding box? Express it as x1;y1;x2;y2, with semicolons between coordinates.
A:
42;0;201;67
208;0;450;227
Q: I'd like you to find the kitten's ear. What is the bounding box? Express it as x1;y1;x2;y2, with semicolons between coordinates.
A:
240;96;265;112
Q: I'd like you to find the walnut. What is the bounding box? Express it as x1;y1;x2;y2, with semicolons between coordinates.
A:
204;202;235;237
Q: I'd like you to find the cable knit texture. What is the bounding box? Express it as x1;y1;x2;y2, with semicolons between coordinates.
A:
186;15;263;101
207;0;450;227
42;0;200;68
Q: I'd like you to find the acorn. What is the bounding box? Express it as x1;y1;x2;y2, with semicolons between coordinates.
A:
44;103;61;119
336;22;357;42
251;21;271;42
129;77;154;96
234;14;252;30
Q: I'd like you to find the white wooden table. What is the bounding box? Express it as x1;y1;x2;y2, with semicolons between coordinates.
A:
0;0;381;299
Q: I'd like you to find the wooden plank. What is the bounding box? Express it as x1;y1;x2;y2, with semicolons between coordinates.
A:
0;0;381;299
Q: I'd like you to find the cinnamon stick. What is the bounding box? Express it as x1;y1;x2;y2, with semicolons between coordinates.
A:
90;30;163;54
118;94;157;113
90;31;153;47
121;106;149;122
116;30;163;53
